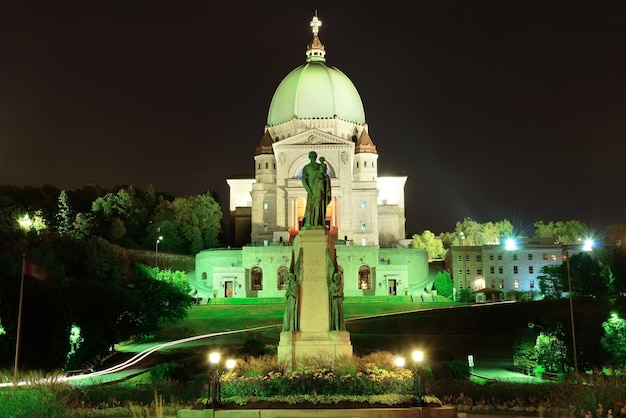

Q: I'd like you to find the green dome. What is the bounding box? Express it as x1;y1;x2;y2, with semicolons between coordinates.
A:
267;61;366;127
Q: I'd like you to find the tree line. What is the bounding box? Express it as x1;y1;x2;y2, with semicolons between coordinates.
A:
0;183;228;253
0;183;226;373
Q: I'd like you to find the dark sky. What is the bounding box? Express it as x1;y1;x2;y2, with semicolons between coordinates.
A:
1;1;625;236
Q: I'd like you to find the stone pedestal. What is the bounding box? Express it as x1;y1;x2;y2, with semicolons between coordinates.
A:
277;229;353;370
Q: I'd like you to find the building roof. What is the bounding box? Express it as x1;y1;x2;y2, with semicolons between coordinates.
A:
266;16;365;127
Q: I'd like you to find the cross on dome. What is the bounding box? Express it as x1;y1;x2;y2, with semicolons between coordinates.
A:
310;15;322;35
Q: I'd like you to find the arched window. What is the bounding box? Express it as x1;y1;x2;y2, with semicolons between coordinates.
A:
277;266;289;290
201;272;207;280
358;265;371;290
252;266;263;290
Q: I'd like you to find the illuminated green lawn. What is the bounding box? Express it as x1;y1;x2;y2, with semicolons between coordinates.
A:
156;298;460;339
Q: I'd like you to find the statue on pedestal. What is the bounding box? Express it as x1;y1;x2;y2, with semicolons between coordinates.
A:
301;151;331;229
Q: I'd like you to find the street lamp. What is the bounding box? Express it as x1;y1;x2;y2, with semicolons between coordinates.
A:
566;255;579;376
155;235;163;268
565;239;594;377
208;352;236;408
412;350;425;407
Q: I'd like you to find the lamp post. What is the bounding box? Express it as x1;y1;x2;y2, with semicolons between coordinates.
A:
566;255;579;376
565;239;593;377
155;235;163;268
208;352;235;408
412;350;425;407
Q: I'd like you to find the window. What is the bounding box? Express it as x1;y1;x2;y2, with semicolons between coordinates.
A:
552;254;558;261
251;266;263;290
513;253;518;261
257;163;260;170
466;268;470;276
529;266;534;274
490;266;495;274
202;272;207;280
265;162;268;169
477;268;483;275
361;223;366;231
498;254;503;261
356;162;359;168
465;254;470;262
358;266;371;290
263;202;269;210
458;268;463;275
490;279;496;288
530;279;535;289
528;254;533;260
364;161;367;167
498;266;503;274
457;255;462;262
514;279;519;289
513;266;518;274
277;266;289;290
489;254;494;261
360;200;366;208
543;253;548;260
476;255;482;262
499;279;504;289
263;224;268;232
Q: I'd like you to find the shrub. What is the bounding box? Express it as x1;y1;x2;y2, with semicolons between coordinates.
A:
431;361;470;381
150;362;190;382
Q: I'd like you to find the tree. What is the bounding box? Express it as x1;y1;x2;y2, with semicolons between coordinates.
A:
534;220;589;244
412;230;445;260
601;311;626;368
534;325;568;374
91;186;149;247
609;248;626;296
151;193;222;255
433;271;453;299
537;264;567;298
568;252;608;297
455;217;481;246
56;190;73;235
450;218;514;246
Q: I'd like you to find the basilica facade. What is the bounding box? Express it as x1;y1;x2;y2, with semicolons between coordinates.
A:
194;16;431;301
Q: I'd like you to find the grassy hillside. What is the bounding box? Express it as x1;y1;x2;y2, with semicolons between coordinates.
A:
154;298;460;339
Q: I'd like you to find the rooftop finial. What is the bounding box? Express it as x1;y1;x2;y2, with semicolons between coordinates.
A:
310;14;322;36
306;12;326;63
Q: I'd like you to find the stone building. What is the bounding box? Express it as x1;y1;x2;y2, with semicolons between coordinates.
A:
194;16;432;301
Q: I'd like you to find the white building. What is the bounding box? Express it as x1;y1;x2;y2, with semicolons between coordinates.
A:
194;16;432;301
227;15;406;248
446;238;589;300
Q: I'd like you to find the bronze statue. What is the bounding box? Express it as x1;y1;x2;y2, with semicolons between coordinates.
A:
329;269;345;331
301;151;331;229
282;272;299;331
282;248;302;332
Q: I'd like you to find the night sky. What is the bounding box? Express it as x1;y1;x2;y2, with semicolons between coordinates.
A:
1;1;625;236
